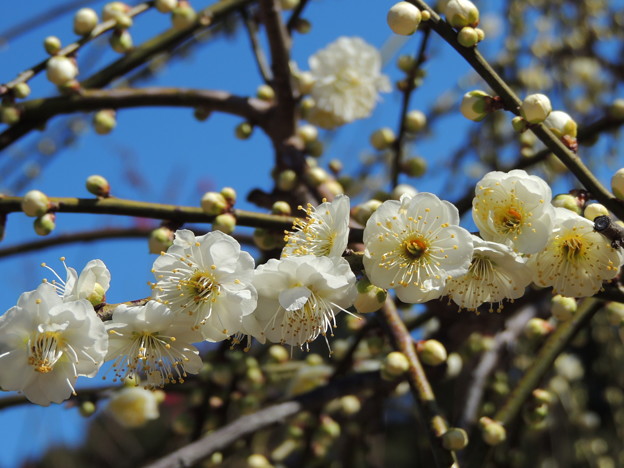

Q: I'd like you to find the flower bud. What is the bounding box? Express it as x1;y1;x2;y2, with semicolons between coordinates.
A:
107;386;160;428
235;122;253;139
0;107;20;125
524;318;553;339
93;110;117;135
404;109;427;132
421;9;431;21
102;2;129;22
293;18;311;34
74;8;99;35
256;84;275;101
402;157;427;177
460;90;491;121
46;56;78;85
544;110;577;138
271;200;291;215
297;124;318;144
532;388;555;405
86;174;111;197
277;169;297;191
280;0;299;10
370;127;395;150
520;93;552;124
34;213;56;236
609;98;624;120
457;26;479;47
22;190;50;217
200;191;227;215
417;339;448;366
148;226;174;254
268;344;289;363
79;401;97;417
296;73;315;95
391;184;418;200
328;159;342;174
213;213;236;234
220;187;236;205
611;168;624;199
381;351;410;380
583;203;608;221
550;295;576;321
552;193;582;215
354;278;387;314
475;27;485;41
511;116;529;133
305;166;328;186
353;199;382;225
397;55;415;73
13;83;31;99
247;454;272;468
306;140;324;158
155;0;178;14
444;0;479;28
110;30;133;53
319;415;341;438
479;417;506;446
605;302;624;326
442;428;469;451
171;5;197;30
44;36;62;55
387;2;422;36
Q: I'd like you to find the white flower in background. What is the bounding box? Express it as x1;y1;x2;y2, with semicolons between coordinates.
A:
363;193;474;303
43;258;111;306
445;236;533;311
242;255;356;349
151;230;257;341
105;301;203;389
528;208;623;297
472;169;555;254
306;37;391;129
0;283;107;406
107;386;162;428
282;195;350;259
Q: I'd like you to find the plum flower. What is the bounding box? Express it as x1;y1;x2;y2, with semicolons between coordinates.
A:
105;301;203;389
107;386;162;428
306;37;391;129
0;283;107;406
242;255;356;349
472;169;555;254
528;208;624;297
151;230;257;341
282;195;350;259
445;236;533;312
43;258;111;305
363;193;474;303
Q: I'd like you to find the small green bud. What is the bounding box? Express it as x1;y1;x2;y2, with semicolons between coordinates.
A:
417;339;448;366
521;93;552;124
13;83;31;99
44;36;62;55
583;203;608;221
387;1;422;36
271;201;291;215
444;0;479;28
475;27;485;41
279;0;299;10
611;168;624;199
114;13;133;29
532;389;555;405
480;417;506;446
193;107;211;121
247;454;272;468
93;110;117;135
404;109;427;132
551;295;577;321
306;140;324;158
256;84;275;101
328;159;343;174
524;318;553;339
110;29;133;53
79;401;96;417
402;157;427;177
86;174;111;197
381;351;410;380
268;344;289;363
74;8;99;35
370;127;395;150
457;26;480;47
235;122;253;139
460;90;491;122
276;169;297;191
171;5;197;30
293;18;311;34
354;278;387;313
442;428;469;451
46;56;78;85
319;415;340;438
213;213;236;234
605;302;624;326
22;190;50;217
609;98;624;119
148;226;174;254
200;191;227;215
544;110;577;138
305;166;328;186
306;353;324;366
397;55;415;73
552;193;582;214
339;395;361;415
421;10;431;21
34;213;56;236
353;199;382;225
297;124;318;144
102;2;129;22
296;74;315;96
220;187;236;205
155;0;178;13
0;107;20;125
511;116;529;133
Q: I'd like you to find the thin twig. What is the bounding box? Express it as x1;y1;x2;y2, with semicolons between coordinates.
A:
285;0;310;34
240;7;273;83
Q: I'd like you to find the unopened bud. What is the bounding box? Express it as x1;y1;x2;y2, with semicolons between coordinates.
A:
417;339;447;366
521;93;552;124
271;201;291;215
213;213;236;234
279;0;299;10
306;140;324;158
102;2;129;21
544;110;577;138
444;0;479;28
460;90;491;122
86;174;111;197
404;109;427;132
22;190;50;217
354;278;387;313
511;116;529;133
328;159;343;174
235;122;253;140
611;168;624;200
305;166;328;186
370;127;395;150
403;157;427;177
391;184;418;200
13;83;31;99
296;73;315;96
551;295;577;321
268;345;289;363
149;226;174;254
609;98;624;120
110;30;133;53
44;36;62;55
155;0;178;13
442;428;469;451
74;8;99;35
293;18;311;34
457;26;479;47
552;193;582;214
583;203;608;221
79;401;97;417
171;5;197;30
397;55;415;73
247;454;272;468
532;389;555;405
381;351;410;380
387;1;422;36
93;110;117;135
256;84;275;101
34;213;56;236
200;191;227;215
220;187;236;205
524;318;553;339
297;124;318;144
475;27;485;41
319;415;340;438
277;169;297;191
353;199;382;225
0;107;20;125
46;56;78;85
605;302;624;326
479;417;506;446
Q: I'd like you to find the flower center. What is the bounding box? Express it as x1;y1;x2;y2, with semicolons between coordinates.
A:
498;207;523;233
28;331;63;373
404;237;428;259
184;270;217;304
560;235;585;261
468;255;494;280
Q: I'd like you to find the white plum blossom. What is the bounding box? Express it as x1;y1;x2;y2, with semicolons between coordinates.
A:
445;236;533;312
306;37;391;129
242;255;356;349
528;208;624;297
151;230;257;341
363;193;474;303
0;283;107;406
472;170;555;254
105;301;203;389
42;258;111;306
107;386;162;428
282;195;350;259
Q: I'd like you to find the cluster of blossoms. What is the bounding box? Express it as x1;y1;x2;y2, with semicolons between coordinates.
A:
1;171;622;406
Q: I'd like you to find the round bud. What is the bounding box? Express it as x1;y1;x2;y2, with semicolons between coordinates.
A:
93;110;117;135
110;30;133;53
194;107;211;121
583;203;608;221
148;226;174;254
46;56;78;85
391;184;418;200
328;159;343;174
397;55;415;73
524;318;553;339
457;26;479;47
325;180;344;196
354;278;387;314
276;169;297;191
247;454;271;468
296;73;315;95
171;5;197;30
479;417;506;446
460;90;491;121
610;98;624;120
551;295;577;321
44;36;62;55
235;122;253;140
403;157;427;177
319;415;341;438
444;0;480;29
511;116;529;133
279;0;299;10
306;140;324;158
79;401;97;417
353;199;382;225
74;8;99;35
268;344;289;363
22;190;50;217
417;339;448;366
102;2;129;22
381;352;410;380
475;27;485;41
532;389;555;405
294;18;311;34
34;213;56;236
213;213;236;234
605;302;624;326
370;127;395;150
256;84;275;101
297;124;318;144
0;107;20;125
544;110;577;138
305;166;329;186
86;174;111;197
339;395;361;415
220;187;236;205
404;109;427;132
200;191;228;215
114;13;133;29
155;0;178;14
421;10;431;21
271;200;291;215
611;168;624;199
442;428;469;451
521;93;552;124
13;82;31;99
387;2;422;36
552;193;582;214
